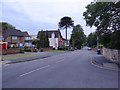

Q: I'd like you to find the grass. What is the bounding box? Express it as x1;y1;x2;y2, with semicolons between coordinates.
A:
2;53;39;60
2;50;67;60
47;50;66;52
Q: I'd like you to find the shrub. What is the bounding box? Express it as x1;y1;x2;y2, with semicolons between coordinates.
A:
24;46;31;52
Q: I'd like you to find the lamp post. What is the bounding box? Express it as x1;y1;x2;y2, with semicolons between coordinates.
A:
97;35;99;49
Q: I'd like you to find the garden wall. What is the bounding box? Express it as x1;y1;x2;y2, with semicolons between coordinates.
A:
103;48;120;64
2;48;20;55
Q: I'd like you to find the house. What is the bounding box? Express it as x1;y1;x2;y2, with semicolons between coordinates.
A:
30;35;37;40
23;32;32;47
46;30;65;49
2;29;32;48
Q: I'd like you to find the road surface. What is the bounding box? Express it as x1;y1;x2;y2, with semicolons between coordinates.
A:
2;47;118;88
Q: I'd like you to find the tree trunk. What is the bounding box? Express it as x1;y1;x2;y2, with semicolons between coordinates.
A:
65;27;67;46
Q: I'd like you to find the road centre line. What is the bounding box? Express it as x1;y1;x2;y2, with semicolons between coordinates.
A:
19;65;50;77
56;60;64;63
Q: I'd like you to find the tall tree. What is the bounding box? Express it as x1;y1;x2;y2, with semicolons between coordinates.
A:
37;30;49;49
44;31;49;47
87;32;97;47
83;1;120;33
70;25;85;49
83;1;120;49
109;30;120;49
58;16;74;46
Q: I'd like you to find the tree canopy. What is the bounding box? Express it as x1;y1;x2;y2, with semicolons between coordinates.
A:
37;30;49;49
83;1;120;49
70;25;86;49
87;32;97;47
58;16;74;47
1;22;15;30
58;16;74;30
83;2;120;33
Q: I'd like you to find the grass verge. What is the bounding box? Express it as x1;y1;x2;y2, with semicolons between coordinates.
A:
3;53;38;60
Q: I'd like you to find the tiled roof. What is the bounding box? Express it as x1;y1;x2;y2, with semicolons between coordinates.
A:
47;30;59;38
2;29;26;39
22;32;30;37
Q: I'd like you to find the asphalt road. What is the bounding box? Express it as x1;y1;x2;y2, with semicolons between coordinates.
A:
2;47;118;88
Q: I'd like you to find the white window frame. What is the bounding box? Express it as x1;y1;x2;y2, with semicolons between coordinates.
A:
12;36;17;40
25;37;31;40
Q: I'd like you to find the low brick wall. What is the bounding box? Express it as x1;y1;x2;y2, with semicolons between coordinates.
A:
38;47;53;52
2;48;20;55
103;48;120;64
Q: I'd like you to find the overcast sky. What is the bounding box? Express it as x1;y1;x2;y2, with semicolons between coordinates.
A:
1;0;96;39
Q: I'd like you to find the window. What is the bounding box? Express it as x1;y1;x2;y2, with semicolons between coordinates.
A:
12;36;17;40
0;37;4;40
25;37;31;40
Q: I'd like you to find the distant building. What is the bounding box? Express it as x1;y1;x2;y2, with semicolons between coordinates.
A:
30;35;37;40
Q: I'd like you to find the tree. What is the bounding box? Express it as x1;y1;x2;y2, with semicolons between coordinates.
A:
70;25;85;49
83;2;120;33
83;1;120;49
44;31;49;47
37;31;41;49
37;30;49;49
32;39;38;47
58;16;74;46
99;32;112;48
109;30;120;49
1;22;15;30
87;32;97;47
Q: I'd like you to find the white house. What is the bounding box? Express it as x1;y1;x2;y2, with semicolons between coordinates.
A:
44;30;65;49
32;30;65;49
49;32;58;49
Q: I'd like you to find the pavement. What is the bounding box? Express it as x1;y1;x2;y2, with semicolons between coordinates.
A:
91;51;120;71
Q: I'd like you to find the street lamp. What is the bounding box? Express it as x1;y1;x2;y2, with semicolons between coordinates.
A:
97;35;99;49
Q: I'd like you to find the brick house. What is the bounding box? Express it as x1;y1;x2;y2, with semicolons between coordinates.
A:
23;32;32;47
46;30;65;49
2;29;32;48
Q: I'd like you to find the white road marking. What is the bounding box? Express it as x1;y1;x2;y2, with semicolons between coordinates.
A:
20;65;50;77
4;64;10;66
56;60;64;63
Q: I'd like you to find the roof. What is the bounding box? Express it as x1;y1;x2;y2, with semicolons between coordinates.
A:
22;32;30;37
47;30;59;38
2;29;28;39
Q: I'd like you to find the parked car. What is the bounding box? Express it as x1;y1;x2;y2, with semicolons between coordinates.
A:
97;49;101;54
88;47;92;50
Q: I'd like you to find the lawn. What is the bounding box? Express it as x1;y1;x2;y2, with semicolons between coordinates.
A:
2;53;39;60
47;50;66;52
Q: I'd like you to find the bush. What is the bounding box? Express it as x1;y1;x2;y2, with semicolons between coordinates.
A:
20;48;24;53
24;46;31;52
40;48;43;52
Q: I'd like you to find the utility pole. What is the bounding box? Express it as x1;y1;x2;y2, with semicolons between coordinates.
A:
97;35;99;50
65;27;67;50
